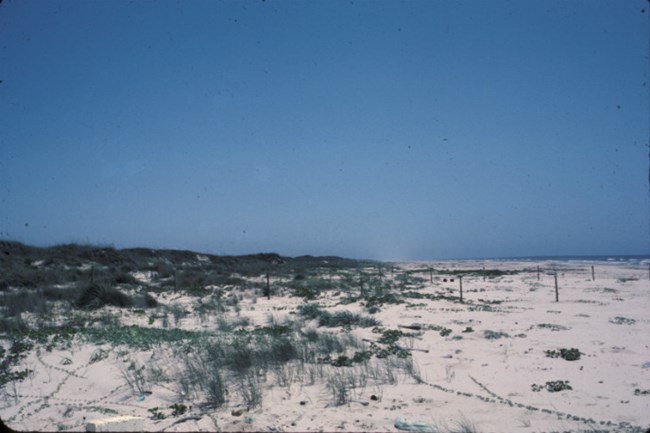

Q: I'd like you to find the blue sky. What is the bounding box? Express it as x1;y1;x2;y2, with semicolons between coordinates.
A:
0;0;648;260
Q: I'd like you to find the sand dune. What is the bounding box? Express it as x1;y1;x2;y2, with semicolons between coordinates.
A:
1;256;648;432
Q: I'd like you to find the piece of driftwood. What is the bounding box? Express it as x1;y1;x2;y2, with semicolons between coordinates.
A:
171;416;203;426
398;345;429;353
398;324;423;331
362;338;430;354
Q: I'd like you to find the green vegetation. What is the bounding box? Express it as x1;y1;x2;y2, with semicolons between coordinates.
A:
545;348;582;361
297;303;380;328
0;342;33;386
483;330;510;340
609;316;636;325
0;241;507;413
533;323;569;331
531;380;573;393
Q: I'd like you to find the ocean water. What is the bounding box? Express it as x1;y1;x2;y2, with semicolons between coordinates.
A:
489;255;650;267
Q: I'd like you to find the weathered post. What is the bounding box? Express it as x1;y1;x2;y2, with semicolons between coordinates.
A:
329;267;333;287
554;272;559;302
537;265;540;281
591;265;595;281
265;273;270;300
459;275;464;303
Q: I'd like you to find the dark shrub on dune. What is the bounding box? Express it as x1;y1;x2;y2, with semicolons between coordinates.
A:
140;293;158;308
77;283;133;309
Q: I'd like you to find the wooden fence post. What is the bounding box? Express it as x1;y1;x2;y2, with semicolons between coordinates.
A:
459;275;464;303
537;266;540;281
359;273;365;299
554;272;559;302
265;273;270;300
591;265;595;281
429;268;433;283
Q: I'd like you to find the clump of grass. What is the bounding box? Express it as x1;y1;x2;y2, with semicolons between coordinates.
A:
0;289;49;317
176;346;228;408
454;414;479;433
168;303;188;325
325;368;367;406
483;330;510;340
329;350;373;367
318;310;379;328
364;293;403;310
0;316;28;335
297;303;322;320
298;303;379;328
121;361;149;395
170;403;188;416
83;324;204;350
148;407;166;420
237;371;263;408
292;286;316;300
533;323;569;331
1;342;34;386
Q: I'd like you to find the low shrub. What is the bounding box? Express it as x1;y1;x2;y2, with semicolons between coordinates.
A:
531;380;572;393
297;303;322;320
484;330;510;340
0;290;48;317
545;380;572;392
293;286;316;300
545;348;582;361
76;284;132;309
318;311;379;328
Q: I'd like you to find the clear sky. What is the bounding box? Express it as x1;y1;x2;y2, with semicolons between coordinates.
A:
0;0;648;260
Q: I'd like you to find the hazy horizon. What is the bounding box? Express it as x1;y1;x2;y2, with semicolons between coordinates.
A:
1;0;648;261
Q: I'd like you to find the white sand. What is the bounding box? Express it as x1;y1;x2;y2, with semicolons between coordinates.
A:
1;259;648;432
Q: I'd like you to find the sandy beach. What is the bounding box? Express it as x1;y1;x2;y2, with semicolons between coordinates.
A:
1;254;649;433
